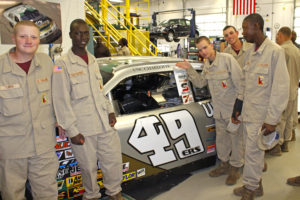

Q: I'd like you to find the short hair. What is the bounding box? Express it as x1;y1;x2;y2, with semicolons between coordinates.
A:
291;30;297;42
278;27;292;38
196;36;211;44
223;25;237;32
120;38;128;47
70;18;87;32
244;13;264;32
13;20;40;35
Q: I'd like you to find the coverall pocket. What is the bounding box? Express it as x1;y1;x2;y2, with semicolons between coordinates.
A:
0;88;24;116
70;76;90;100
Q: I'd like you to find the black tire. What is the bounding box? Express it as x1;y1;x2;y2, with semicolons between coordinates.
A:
166;31;174;42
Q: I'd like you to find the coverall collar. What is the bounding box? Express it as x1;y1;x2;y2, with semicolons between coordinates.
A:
3;50;42;76
252;37;271;55
205;51;220;69
67;49;96;67
281;40;294;46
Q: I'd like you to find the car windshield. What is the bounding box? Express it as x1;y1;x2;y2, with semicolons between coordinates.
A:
21;9;41;20
159;20;168;26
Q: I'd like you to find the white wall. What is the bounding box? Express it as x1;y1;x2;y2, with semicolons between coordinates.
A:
0;0;85;56
227;0;294;41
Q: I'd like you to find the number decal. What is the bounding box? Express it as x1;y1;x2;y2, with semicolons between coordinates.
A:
201;102;213;118
128;116;176;166
128;110;205;166
160;110;204;159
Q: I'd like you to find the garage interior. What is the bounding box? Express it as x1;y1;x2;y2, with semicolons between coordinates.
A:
0;0;300;200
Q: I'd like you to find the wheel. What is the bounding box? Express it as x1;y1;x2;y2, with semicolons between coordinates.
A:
166;31;174;42
174;38;180;42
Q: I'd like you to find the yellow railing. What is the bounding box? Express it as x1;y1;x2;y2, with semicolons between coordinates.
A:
84;0;161;56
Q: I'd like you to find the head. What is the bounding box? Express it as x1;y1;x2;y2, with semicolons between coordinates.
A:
223;25;239;45
118;38;128;47
291;31;297;43
276;27;291;45
12;20;40;56
196;36;215;61
96;37;102;44
69;19;90;50
242;13;264;43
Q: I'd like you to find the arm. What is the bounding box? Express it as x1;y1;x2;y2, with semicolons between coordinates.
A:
176;60;208;88
264;48;290;127
228;56;244;123
52;60;84;144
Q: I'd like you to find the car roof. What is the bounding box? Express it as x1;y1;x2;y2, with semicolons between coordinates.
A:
4;4;35;15
97;56;199;74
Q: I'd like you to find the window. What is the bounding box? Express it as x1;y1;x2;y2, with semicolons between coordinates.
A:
196;13;226;37
111;72;182;114
110;70;210;115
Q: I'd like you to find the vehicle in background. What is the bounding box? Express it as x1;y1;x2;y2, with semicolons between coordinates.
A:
3;3;61;44
150;19;199;42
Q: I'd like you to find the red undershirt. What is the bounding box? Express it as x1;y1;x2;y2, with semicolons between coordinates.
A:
17;60;32;74
233;49;240;55
78;54;89;64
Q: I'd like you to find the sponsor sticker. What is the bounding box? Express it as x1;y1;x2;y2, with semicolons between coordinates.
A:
123;171;137;182
207;144;216;153
137;168;146;177
122;162;130;172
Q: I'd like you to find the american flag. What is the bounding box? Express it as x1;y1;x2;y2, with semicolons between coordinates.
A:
53;65;63;73
233;0;256;15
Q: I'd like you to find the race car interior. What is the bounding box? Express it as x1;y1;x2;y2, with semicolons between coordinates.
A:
111;71;210;115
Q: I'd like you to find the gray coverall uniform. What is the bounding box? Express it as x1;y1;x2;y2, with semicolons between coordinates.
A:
241;38;289;190
277;40;300;144
0;52;58;200
52;50;122;199
117;46;131;56
186;52;244;168
224;41;253;68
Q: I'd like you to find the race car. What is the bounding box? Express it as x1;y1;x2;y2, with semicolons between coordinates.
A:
54;56;216;199
3;3;61;44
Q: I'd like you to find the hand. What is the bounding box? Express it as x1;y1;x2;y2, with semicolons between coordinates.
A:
261;123;276;136
176;60;192;69
56;123;66;139
109;113;117;127
70;133;85;145
231;112;241;124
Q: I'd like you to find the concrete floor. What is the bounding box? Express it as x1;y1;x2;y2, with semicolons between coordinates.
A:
152;126;300;200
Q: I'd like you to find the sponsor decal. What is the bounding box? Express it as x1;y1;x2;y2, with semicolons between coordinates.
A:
129;110;204;166
123;171;137;182
67;185;85;199
137;168;146;177
207;144;216;153
206;136;216;142
64;149;74;159
57;180;65;190
206;124;216;132
174;68;194;104
201;102;213;118
56;142;71;150
66;175;82;188
56;151;63;160
56;136;68;143
122;162;130;172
